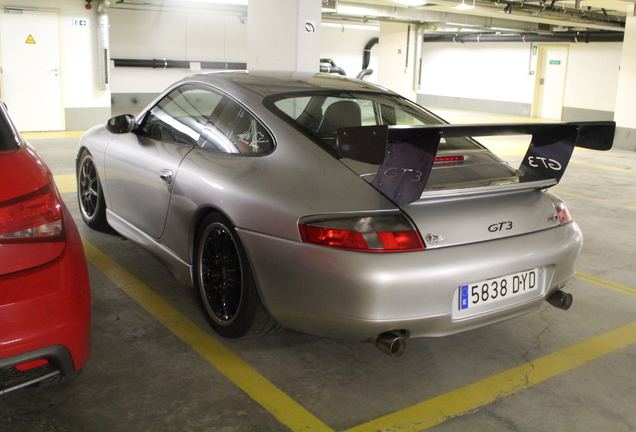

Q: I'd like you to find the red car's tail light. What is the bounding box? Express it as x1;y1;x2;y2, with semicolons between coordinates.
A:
299;214;424;252
0;183;63;241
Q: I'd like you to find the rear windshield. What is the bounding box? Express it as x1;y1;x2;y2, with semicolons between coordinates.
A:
265;91;483;154
0;104;21;151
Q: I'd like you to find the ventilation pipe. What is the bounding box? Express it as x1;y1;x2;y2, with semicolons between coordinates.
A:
424;31;623;43
112;59;247;69
413;23;441;91
320;58;347;76
362;37;379;70
97;0;110;91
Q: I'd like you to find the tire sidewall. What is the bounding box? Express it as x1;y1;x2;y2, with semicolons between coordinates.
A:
77;150;107;229
195;213;259;338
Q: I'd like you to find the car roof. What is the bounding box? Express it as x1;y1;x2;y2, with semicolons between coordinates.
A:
183;70;396;99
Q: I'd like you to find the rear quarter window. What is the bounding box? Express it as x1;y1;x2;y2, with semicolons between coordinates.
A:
0;105;21;151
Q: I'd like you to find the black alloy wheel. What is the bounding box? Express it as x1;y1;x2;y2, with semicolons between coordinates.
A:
77;149;108;230
195;214;280;338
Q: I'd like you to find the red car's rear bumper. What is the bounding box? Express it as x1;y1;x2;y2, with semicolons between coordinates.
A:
0;204;91;393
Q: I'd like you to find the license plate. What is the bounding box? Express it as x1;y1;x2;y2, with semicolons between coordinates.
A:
460;269;539;310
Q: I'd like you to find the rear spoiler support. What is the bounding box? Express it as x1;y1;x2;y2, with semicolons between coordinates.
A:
337;122;615;206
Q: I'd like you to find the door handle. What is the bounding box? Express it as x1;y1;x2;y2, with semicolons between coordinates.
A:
159;169;173;184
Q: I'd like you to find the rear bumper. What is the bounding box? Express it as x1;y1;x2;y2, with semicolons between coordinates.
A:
0;204;91;391
239;222;583;340
0;345;75;394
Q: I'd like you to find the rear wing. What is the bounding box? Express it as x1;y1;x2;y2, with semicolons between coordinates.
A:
336;121;615;206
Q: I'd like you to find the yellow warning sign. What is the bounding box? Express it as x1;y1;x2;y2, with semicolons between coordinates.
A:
25;34;36;44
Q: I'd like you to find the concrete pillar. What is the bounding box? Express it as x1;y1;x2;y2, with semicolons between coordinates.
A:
614;13;636;151
247;0;321;73
377;22;416;101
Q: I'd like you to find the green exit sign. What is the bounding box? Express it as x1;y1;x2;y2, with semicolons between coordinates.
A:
549;60;562;65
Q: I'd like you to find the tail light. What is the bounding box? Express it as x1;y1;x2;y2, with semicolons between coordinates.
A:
554;201;572;225
299;214;424;252
0;183;63;242
434;155;465;166
547;193;573;226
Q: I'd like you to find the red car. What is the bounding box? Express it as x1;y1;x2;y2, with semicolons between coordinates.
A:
0;101;90;394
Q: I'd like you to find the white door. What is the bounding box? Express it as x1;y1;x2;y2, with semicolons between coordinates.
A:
0;10;63;132
533;45;568;121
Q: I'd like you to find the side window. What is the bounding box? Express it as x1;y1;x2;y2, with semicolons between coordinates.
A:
198;98;274;155
139;85;222;146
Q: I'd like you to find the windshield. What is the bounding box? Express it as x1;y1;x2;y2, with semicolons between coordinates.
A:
265;91;483;154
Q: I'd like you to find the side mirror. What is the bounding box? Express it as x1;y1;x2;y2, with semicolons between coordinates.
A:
106;114;136;134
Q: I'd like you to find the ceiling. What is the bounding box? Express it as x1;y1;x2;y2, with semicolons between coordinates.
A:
113;0;635;34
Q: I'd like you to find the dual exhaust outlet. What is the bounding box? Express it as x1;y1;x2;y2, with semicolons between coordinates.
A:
371;290;573;358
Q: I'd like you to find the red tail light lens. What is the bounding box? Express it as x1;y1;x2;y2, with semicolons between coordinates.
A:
434;155;465;164
0;183;63;242
554;201;572;225
299;214;424;252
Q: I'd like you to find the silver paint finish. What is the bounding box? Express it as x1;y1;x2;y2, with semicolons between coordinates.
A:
79;71;585;340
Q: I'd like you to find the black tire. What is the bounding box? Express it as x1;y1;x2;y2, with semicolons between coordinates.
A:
195;214;280;338
77;149;109;231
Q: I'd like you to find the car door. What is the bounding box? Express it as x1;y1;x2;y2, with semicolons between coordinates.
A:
104;84;223;239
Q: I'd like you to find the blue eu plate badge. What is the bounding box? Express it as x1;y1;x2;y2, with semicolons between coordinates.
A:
460;285;469;310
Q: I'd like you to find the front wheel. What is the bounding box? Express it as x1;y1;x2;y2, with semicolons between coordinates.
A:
195;214;280;338
77;149;108;231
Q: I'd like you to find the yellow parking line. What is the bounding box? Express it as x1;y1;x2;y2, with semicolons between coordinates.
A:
81;238;334;432
345;321;636;432
554;190;636;210
576;272;636;298
22;131;84;140
54;174;77;194
572;160;636;174
83;237;636;432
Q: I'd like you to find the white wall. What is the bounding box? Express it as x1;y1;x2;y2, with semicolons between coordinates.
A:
109;7;380;94
420;42;535;104
109;7;248;93
0;0;110;109
419;40;622;116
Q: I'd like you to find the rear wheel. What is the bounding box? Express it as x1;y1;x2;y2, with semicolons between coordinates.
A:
77;149;108;230
195;214;280;338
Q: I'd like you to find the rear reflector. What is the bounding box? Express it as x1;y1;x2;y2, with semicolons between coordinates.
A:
299;214;424;252
0;183;63;241
15;359;49;371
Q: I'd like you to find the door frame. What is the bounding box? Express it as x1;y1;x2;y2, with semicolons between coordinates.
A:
531;44;569;120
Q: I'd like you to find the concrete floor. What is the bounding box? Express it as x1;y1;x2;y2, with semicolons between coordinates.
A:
1;112;635;432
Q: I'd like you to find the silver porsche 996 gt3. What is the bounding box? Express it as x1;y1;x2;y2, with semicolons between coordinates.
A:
77;71;614;357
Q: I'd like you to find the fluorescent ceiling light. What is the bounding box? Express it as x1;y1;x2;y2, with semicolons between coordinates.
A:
394;0;428;6
456;0;475;9
322;22;380;31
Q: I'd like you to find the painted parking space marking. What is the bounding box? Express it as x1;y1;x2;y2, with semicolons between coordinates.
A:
576;272;636;298
345;321;636;432
82;239;334;432
53;174;76;194
554;190;636;211
83;237;636;432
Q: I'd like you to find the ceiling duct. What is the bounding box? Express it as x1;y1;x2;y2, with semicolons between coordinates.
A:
424;31;624;43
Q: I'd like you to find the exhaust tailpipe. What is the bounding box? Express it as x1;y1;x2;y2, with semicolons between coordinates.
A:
547;290;573;310
372;332;407;358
